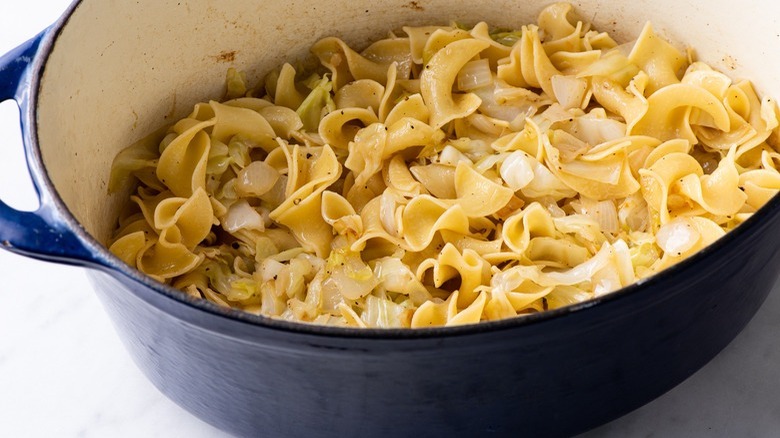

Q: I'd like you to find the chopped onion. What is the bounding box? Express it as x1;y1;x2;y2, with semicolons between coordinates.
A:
508;113;532;131
474;153;508;174
223;200;266;233
612;239;635;286
472;85;536;123
761;97;778;128
259;106;304;139
579;50;637;84
656;218;701;256
236;161;280;197
532;103;574;131
551;75;588;110
618;194;649;232
551;130;590;162
593;265;621;296
545;285;592;308
690;145;721;175
500;151;535;190
449;138;493;161
553;214;602;242
579;197;619;234
521;157;577;200
438;145;473;166
596;199;619;234
538;196;566;218
468;113;508;137
559;158;622;184
259;174;288;209
490;266;531;294
457;59;493;91
569;116;626;146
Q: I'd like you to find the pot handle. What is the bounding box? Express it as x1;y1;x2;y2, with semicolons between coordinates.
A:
0;31;98;266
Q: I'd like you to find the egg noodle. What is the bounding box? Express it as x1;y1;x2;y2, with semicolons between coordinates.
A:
108;3;780;328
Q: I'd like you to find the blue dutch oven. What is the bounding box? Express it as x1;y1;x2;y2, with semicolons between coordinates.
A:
2;0;780;437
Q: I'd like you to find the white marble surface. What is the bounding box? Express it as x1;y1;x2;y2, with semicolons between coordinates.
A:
1;2;780;437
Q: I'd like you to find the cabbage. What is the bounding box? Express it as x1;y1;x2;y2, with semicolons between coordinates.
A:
446;137;493;162
618;193;650;232
472;84;537;125
438;145;473;166
578;49;640;87
579;197;619;234
543;243;613;286
591;263;622;296
468;113;509;137
201;258;258;302
612;239;635;286
656;218;701;256
236;161;280;197
545;285;592;308
360;294;409;328
228;278;258;301
489;29;523;46
260;258;285;282
553;214;603;243
206;139;231;175
500;151;535;190
551;129;590;162
228;136;253;168
323;248;379;300
296;74;336;131
520;154;577;200
225;68;248;100
373;257;430;305
629;240;660;270
567;114;626;146
551;75;588;110
223;200;266;233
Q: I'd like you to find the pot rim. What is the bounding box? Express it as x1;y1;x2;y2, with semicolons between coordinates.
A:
28;0;780;339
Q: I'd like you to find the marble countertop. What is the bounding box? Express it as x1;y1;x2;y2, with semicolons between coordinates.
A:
2;2;780;437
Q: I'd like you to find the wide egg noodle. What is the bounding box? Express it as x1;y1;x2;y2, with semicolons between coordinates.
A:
274;63;306;110
421;38;490;129
269;144;341;257
416;243;491;307
627;22;687;95
156;118;215;198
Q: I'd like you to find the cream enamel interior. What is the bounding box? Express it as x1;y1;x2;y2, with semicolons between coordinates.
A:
35;0;780;245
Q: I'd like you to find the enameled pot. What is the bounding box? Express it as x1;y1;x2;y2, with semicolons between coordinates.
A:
2;1;780;436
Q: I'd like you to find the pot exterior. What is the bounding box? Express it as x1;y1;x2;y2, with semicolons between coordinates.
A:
87;208;780;437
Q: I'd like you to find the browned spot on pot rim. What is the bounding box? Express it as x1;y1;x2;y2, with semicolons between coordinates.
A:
214;50;238;63
403;1;424;11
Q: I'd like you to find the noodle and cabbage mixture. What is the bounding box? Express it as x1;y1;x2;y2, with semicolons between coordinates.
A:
108;3;780;328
